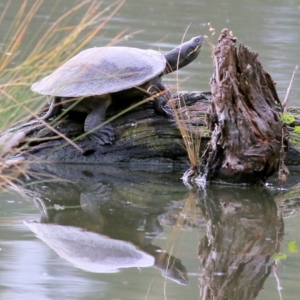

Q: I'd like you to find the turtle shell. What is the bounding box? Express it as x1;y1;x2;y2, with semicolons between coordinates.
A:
31;47;167;97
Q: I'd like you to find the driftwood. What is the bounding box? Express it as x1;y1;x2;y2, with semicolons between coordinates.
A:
197;30;289;184
9;91;211;165
4;89;300;168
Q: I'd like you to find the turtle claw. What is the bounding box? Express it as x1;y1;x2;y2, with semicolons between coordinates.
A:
88;123;115;145
161;104;173;118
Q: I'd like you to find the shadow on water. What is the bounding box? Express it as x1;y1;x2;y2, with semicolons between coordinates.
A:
14;163;285;298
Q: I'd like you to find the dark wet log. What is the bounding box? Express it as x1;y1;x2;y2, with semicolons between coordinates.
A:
198;186;284;300
198;29;289;184
3;88;300;169
10;91;211;166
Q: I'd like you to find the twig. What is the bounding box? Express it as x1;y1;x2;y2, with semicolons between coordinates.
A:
213;53;220;85
273;262;284;300
283;65;298;112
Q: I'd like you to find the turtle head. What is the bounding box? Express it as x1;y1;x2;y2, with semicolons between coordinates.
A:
164;35;203;74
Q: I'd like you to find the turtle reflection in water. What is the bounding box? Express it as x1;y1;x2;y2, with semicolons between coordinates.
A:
24;221;189;285
31;35;203;145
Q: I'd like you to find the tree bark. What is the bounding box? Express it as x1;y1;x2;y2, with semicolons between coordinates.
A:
198;29;289;184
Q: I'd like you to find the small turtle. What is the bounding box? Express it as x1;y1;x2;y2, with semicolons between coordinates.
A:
31;35;203;145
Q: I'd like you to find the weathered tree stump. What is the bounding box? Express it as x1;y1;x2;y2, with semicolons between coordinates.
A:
197;29;289;184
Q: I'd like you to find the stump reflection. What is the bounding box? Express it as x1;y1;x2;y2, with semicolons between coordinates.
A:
198;186;284;300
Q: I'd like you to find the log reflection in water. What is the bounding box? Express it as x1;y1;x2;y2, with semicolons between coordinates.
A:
17;164;190;285
198;186;284;300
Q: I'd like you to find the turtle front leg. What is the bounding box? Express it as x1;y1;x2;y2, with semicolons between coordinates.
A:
148;77;173;118
84;96;115;145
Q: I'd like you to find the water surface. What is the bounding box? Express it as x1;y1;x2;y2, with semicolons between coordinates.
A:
1;164;300;299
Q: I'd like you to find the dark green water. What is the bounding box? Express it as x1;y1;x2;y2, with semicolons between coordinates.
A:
1;163;300;300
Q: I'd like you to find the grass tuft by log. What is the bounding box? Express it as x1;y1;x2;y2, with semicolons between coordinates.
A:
170;94;203;182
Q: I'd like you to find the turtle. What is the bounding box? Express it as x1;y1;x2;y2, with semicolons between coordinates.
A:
31;35;203;145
